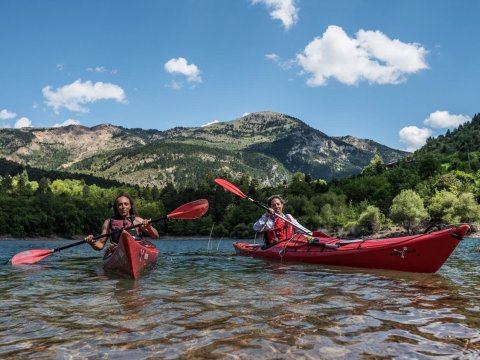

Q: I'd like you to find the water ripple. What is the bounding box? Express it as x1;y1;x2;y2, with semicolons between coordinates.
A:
0;238;479;358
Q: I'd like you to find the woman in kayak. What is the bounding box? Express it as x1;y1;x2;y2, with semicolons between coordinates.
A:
253;195;306;247
84;193;159;250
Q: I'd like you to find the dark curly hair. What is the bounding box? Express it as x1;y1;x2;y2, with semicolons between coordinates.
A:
112;192;138;218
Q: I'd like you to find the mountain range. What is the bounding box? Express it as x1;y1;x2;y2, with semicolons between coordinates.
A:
0;111;409;188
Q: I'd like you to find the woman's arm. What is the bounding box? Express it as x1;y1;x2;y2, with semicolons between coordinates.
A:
253;213;275;232
84;219;109;251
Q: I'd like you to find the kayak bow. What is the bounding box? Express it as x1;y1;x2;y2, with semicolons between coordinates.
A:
103;230;159;279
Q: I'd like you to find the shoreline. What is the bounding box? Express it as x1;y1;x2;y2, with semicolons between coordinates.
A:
0;234;220;241
1;226;479;241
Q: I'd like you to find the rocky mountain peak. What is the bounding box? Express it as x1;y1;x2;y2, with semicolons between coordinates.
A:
0;111;409;187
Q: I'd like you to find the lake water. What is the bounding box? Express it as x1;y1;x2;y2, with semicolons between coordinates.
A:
1;237;480;359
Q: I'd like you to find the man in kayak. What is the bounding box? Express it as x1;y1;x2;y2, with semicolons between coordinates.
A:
84;193;159;250
253;195;307;247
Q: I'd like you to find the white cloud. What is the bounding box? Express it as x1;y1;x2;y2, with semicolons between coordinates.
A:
165;80;183;90
423;110;470;128
86;66;118;74
164;57;202;83
265;53;296;70
296;25;428;86
252;0;299;30
42;79;126;113
87;66;107;73
0;109;17;120
399;126;432;152
14;117;32;128
265;53;280;62
201;120;220;127
357;30;428;73
53;119;81;127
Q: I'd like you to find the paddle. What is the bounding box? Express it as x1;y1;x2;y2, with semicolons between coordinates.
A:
214;178;312;235
10;199;209;266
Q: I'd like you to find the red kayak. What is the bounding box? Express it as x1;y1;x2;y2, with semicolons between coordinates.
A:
233;224;470;273
103;230;159;279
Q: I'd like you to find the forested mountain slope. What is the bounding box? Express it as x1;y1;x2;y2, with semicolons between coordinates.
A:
0;112;408;187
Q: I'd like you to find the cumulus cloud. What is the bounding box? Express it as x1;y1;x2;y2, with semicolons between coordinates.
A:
164;57;202;83
14;117;32;128
42;79;126;113
252;0;299;30
53;119;81;127
399;126;432;152
423;110;470;128
0;109;17;120
296;25;428;86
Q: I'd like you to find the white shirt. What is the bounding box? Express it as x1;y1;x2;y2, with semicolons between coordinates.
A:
253;213;308;233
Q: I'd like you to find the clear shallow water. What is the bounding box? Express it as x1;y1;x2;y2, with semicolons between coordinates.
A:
1;237;480;359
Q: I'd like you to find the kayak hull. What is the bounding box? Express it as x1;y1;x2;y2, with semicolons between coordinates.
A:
234;224;470;273
103;230;159;279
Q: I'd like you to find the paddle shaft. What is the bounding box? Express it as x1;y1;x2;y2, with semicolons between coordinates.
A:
53;216;166;253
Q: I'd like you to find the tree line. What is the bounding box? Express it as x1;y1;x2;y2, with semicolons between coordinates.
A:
1;165;479;239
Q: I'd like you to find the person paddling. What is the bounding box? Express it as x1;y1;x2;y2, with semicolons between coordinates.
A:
84;192;159;251
253;195;306;247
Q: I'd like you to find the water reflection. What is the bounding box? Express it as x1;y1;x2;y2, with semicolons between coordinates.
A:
0;238;479;358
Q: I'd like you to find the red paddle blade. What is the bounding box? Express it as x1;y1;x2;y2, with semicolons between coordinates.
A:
10;249;54;266
167;199;209;219
214;178;247;199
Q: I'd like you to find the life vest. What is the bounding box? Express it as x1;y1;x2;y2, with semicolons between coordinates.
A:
108;216;142;243
265;215;294;246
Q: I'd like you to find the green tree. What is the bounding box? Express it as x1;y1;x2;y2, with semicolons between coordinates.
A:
36;177;52;195
357;205;384;234
428;190;459;223
434;173;461;193
15;170;34;196
0;174;13;193
362;154;384;176
454;192;480;223
390;190;428;232
287;172;313;197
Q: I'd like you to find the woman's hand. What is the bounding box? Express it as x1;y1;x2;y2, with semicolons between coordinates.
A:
141;219;152;231
141;219;159;239
84;234;95;245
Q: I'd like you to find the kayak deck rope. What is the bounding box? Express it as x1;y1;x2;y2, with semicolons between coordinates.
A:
279;234;297;262
207;223;215;252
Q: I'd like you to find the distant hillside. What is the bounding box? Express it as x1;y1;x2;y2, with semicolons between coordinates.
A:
0;158;126;187
0;111;409;188
417;114;480;157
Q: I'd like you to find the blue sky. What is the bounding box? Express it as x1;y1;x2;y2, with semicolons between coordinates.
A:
1;0;478;151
